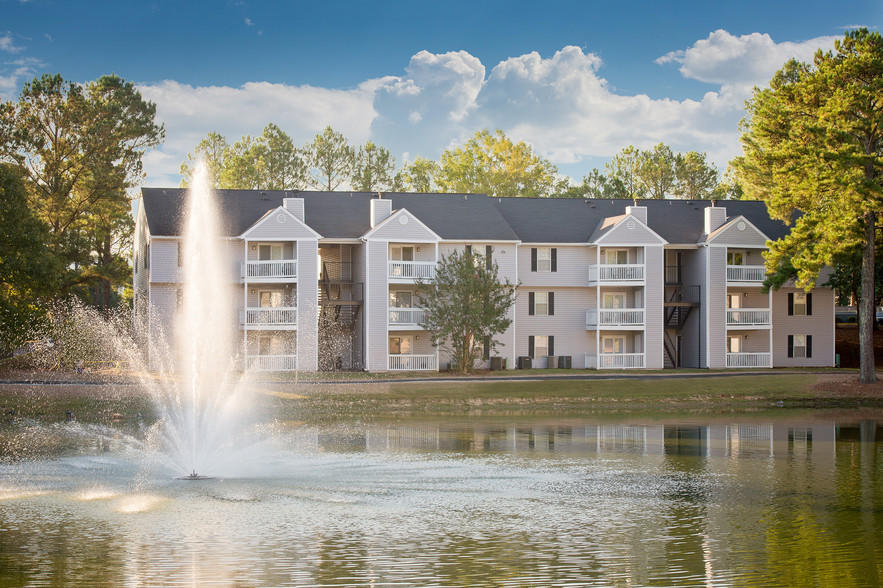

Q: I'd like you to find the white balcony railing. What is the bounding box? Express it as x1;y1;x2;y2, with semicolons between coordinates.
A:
585;353;645;369
588;264;645;283
726;352;771;368
586;308;645;328
241;307;298;327
242;260;297;280
388;354;437;371
726;265;765;282
246;354;297;371
389;261;436;280
726;308;771;327
389;307;426;326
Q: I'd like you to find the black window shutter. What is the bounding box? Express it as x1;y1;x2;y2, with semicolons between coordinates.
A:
551;248;557;272
788;293;794;315
483;336;490;361
549;336;555;356
465;245;472;256
548;292;554;316
787;335;794;358
807;293;812;316
528;336;535;358
807;335;812;358
531;248;537;271
528;292;535;315
486;245;492;270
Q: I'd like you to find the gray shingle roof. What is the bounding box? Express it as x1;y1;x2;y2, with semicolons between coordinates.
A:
140;188;793;245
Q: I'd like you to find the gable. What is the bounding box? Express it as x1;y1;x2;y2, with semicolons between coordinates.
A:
362;208;440;242
592;214;667;246
240;206;321;241
706;215;769;247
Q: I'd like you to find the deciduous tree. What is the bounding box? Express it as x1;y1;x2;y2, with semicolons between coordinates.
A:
415;249;516;373
435;130;558;198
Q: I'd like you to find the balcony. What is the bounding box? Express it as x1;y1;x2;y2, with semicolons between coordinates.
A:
389;307;426;329
389;261;437;281
388;354;437;371
241;307;298;329
242;260;297;282
588;264;644;284
726;308;771;328
585;353;645;369
245;354;297;371
726;352;771;368
585;308;644;329
726;265;765;283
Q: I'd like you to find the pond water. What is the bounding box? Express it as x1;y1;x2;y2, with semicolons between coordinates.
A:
1;410;882;587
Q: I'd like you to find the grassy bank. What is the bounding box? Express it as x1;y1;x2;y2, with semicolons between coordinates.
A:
3;371;880;426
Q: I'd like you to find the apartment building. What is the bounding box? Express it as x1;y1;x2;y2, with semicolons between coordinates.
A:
133;189;834;372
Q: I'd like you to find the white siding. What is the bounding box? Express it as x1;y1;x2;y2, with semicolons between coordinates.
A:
150;239;181;283
643;246;664;369
368;210;438;242
518;245;592;288
243;208;320;241
365;240;389;371
709;220;768;247
705;246;728;368
772;288;835;367
515;287;595;368
596;218;665;246
296;240;319;370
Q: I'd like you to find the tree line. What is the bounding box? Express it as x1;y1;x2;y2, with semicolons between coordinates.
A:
182;126;730;200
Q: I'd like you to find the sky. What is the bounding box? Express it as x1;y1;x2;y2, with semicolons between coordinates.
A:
2;0;881;189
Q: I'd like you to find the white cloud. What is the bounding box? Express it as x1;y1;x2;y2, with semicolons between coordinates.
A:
244;17;254;27
136;30;843;187
657;30;837;87
0;33;24;53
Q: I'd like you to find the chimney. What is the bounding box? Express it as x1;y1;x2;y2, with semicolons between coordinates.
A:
704;206;727;235
370;198;392;227
283;198;304;223
625;205;647;225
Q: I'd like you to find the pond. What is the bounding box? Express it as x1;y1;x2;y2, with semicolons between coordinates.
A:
1;409;882;587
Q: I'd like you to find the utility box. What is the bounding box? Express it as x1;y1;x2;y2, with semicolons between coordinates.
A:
518;356;532;369
546;355;557;369
558;356;572;369
490;357;504;370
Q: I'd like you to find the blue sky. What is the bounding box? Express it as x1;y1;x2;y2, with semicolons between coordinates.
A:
2;0;880;188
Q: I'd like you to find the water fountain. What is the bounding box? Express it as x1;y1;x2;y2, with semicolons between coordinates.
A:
152;161;257;479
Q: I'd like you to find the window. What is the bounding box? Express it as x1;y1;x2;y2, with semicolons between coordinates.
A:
389;336;412;355
390;246;414;261
259;244;283;261
788;335;812;359
789;292;812;316
727;336;742;353
528;335;554;359
389;291;412;308
485;245;493;270
260;291;283;308
531;247;556;272
602;292;625;309
537;247;551;272
606;249;628;265
602;336;625;354
259;334;284;356
727;294;740;309
727;250;745;266
528;292;554;316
